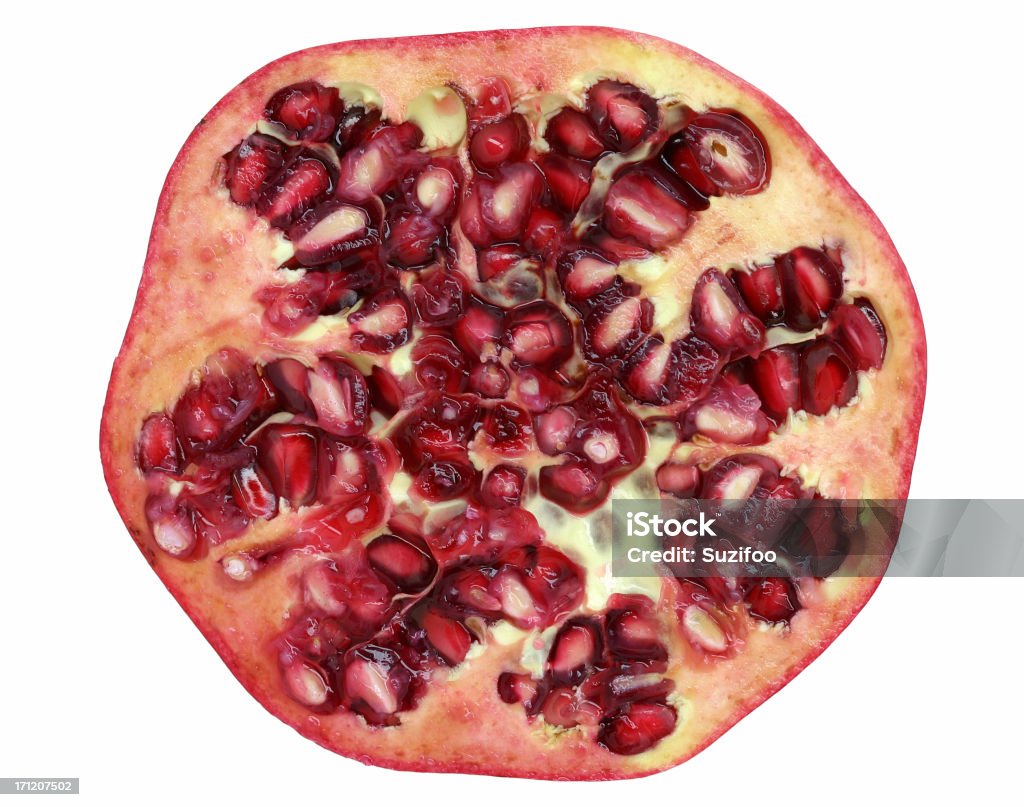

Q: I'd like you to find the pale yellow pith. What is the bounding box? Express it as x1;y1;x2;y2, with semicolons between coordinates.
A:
101;28;923;780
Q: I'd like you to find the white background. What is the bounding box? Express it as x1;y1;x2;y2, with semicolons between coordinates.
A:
2;1;1021;803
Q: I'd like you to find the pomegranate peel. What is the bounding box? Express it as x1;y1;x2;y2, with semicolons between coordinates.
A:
101;27;925;779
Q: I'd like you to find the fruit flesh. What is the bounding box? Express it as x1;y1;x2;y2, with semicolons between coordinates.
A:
100;27;925;779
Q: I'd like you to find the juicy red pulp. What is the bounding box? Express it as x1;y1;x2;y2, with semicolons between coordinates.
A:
136;74;893;759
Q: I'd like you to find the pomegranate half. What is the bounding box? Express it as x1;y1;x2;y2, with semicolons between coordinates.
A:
100;27;926;779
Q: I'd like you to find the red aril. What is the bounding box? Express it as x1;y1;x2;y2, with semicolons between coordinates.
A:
679;109;770;195
103;28;924;781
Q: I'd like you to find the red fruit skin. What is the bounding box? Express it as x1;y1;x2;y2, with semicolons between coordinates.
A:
100;28;925;780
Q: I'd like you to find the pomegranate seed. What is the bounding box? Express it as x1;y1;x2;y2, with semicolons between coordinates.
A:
482;402;534;456
282;658;332;707
581;429;622;466
497;672;547;714
393;393;480;471
656;463;701;498
470;114;530;169
481;163;544;239
254;423;320;507
171;350;270;456
586;80;658;151
469;361;510;399
367;366;407;417
542;687;602;728
381;211;444;269
609;673;675;703
776;247;844;332
191;443;255;486
700;453;780;500
452;296;504;359
545;108;605;159
606;606;667;662
779;499;851;577
282;613;351;661
683;377;773;445
317;434;381;501
682;110;770;195
348;286;412;353
138;413;181;474
308;357;370;436
801;339;857;415
548;618;603;684
537;154;591;213
223;133;287;206
619;335;720;407
604;170;691;250
534;406;578;455
690;268;765;356
366;534;437;593
420;607;473;666
560;252;618;300
258;274;333;335
588;228;653;262
523;207;564;256
231;464;278;519
831;298;887;370
411;163;459;218
539;461;605;510
443;568;503;613
413;459;476;501
515;544;585;625
343;647;411;723
748;345;802;419
502;301;573;367
190;488;249;545
411;335;468;393
471;77;513;122
257;152;334;228
660;131;718;198
477;244;529;281
462;163;543;246
480;463;526;506
681;604;731;654
411;269;465;327
514;367;579;414
333;105;382;153
264;81;342;142
599;702;677;755
491;568;546;628
744;577;800;623
335;125;424;201
288;202;375;266
798;340;856;415
303;550;393;632
264;358;313;415
146;496;197;558
316;492;387;543
585;293;650;362
731;263;785;325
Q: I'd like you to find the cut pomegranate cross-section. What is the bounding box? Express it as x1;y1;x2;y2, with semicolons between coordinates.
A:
103;27;924;782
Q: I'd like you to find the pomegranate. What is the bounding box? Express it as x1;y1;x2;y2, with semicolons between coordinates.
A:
100;28;925;780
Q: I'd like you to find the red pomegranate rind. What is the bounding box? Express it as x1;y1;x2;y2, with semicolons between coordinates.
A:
101;27;925;781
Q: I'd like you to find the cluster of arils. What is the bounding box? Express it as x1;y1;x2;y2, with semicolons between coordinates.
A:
279;516;587;727
132;72;893;757
499;594;678;756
